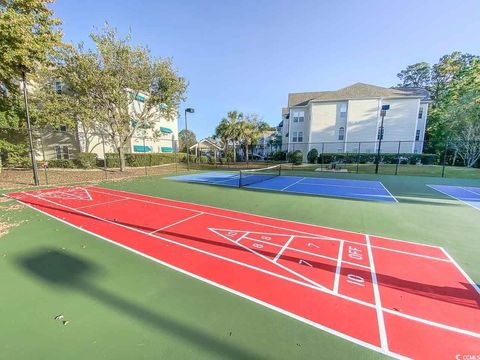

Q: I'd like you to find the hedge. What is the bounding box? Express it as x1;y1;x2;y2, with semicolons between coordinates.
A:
269;150;287;161
105;152;190;168
317;152;439;165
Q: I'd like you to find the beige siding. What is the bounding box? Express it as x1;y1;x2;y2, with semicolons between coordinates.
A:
345;99;379;153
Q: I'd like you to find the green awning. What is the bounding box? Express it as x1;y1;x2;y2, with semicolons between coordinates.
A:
161;147;173;153
131;119;150;129
160;127;173;134
133;145;152;152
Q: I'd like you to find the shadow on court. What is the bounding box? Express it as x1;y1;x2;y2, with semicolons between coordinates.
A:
17;249;264;359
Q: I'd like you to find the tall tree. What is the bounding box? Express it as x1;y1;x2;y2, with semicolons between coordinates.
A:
237;114;270;164
396;62;431;88
445;90;480;167
0;0;63;175
178;129;196;153
223;111;243;162
57;25;187;171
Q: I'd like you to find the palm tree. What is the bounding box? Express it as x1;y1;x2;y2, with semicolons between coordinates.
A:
237;114;270;164
215;111;243;163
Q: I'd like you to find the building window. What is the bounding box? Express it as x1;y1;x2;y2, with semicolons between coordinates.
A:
338;127;345;141
418;107;423;119
292;131;298;142
293;111;304;123
377;127;384;140
298;131;303;142
415;129;421;141
55;146;70;160
340;104;347;118
55;81;63;93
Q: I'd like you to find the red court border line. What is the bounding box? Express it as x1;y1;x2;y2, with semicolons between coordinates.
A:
6;186;480;359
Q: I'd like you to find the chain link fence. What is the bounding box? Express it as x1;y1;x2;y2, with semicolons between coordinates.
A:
1;126;479;188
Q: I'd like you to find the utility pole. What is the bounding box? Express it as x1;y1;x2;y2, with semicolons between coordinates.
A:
375;104;389;174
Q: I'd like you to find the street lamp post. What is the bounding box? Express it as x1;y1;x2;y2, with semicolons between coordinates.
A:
22;71;40;185
375;104;389;174
184;107;195;171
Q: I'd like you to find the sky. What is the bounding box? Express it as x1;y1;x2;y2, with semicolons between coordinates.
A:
51;0;480;139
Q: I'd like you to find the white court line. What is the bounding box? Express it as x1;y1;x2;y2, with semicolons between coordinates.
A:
382;307;480;339
7;196;406;360
209;228;334;241
427;185;480;212
461;187;480;197
333;241;344;293
77;198;128;209
211;229;330;292
24;191;352;302
280;177;306;191
150;212;205;234
242;236;371;270
10;192;480;345
440;247;480;296
366;234;389;352
88;188;450;262
273;236;295;262
89;186;444;249
378;182;399;203
234;232;250;243
297;180;385;190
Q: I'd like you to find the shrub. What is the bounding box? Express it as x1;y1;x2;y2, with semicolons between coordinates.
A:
105;152;182;167
307;148;318;164
220;157;227;165
74;152;97;169
46;159;75;168
291;150;303;165
270;150;287;161
420;154;439;165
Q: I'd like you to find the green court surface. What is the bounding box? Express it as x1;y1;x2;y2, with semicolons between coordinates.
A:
1;171;479;359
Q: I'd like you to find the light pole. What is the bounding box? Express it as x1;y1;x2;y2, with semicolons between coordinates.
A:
375;104;389;174
184;107;195;171
22;71;40;185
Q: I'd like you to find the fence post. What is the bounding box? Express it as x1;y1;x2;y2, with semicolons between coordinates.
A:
321;143;325;171
356;142;361;174
101;132;108;179
441;140;448;178
143;136;147;175
395;141;401;175
40;133;48;185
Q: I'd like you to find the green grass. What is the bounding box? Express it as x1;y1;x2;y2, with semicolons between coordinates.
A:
1;171;479;359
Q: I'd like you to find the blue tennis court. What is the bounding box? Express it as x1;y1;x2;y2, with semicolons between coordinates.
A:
167;171;398;202
428;184;480;210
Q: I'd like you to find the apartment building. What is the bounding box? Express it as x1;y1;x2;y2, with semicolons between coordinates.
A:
39;86;178;161
280;83;430;156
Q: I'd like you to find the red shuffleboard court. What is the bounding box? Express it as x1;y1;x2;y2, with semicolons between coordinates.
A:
6;186;480;359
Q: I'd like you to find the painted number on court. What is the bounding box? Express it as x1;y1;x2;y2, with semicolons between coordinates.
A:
347;274;365;287
348;245;363;261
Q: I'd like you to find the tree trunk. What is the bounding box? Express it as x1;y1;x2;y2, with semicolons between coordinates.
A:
118;146;126;171
245;143;249;165
233;140;237;163
452;150;457;166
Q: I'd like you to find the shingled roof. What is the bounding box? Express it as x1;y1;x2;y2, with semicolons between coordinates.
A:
288;83;430;107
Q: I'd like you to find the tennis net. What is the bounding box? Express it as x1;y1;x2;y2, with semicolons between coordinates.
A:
239;164;281;187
